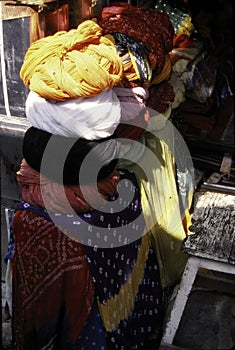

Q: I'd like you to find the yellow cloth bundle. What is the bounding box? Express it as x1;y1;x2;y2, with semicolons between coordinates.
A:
151;54;172;85
20;20;124;100
118;124;194;288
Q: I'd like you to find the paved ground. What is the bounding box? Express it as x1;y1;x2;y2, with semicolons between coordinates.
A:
168;277;235;350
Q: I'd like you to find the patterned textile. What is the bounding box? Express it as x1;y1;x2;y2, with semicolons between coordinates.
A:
12;210;95;350
12;169;163;349
73;300;108;349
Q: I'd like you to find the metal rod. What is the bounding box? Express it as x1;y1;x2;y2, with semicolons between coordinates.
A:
201;182;235;195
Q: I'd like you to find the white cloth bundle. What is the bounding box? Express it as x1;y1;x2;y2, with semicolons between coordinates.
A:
25;89;122;140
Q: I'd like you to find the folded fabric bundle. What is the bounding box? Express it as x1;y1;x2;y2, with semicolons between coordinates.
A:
98;3;174;76
168;71;186;109
111;32;152;84
23;126;121;185
154;0;194;37
113;86;149;121
26;89;122;139
150;54;172;85
20;20;124;100
146;81;175;114
17;159;120;214
115;108;150;141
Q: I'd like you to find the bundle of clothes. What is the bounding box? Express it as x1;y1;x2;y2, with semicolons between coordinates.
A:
7;2;196;349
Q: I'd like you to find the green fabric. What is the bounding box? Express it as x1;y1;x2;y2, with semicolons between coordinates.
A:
118;123;193;288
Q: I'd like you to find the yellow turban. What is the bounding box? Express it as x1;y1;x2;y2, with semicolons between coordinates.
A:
20;20;124;101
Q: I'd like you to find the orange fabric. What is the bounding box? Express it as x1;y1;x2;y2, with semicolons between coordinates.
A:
173;33;195;48
17;159;120;214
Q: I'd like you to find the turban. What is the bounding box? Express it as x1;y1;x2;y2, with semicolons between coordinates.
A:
20;20;124;100
23;126;121;185
25;89;121;140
